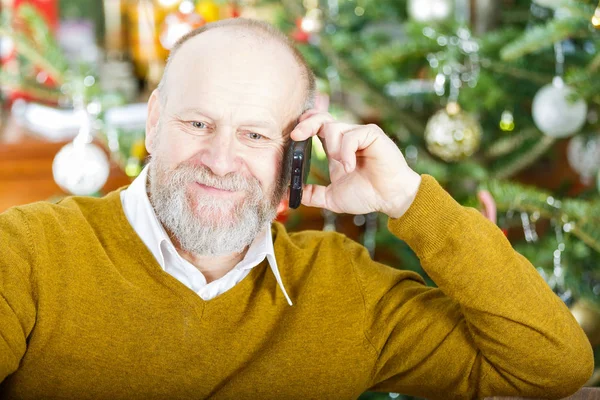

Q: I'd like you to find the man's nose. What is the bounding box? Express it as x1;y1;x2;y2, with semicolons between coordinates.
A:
199;131;241;177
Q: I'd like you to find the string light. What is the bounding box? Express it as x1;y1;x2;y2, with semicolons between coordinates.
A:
499;110;515;132
592;2;600;27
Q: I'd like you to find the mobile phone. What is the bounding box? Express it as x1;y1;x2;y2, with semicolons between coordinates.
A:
289;138;312;209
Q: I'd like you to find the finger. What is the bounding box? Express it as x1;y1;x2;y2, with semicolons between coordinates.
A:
298;108;321;122
339;126;380;173
318;122;348;161
307;121;360;159
290;112;335;141
301;183;333;210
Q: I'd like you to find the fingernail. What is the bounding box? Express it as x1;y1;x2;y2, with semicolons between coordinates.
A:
344;162;352;173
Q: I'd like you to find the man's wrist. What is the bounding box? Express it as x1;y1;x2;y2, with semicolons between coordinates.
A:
384;171;422;219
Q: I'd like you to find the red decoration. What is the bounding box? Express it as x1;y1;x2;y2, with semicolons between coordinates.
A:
231;5;241;18
1;0;60;107
477;190;497;225
478;189;508;237
291;17;311;43
14;0;58;31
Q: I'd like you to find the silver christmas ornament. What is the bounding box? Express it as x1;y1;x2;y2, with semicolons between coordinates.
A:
53;141;110;195
567;134;600;184
52;106;110;196
532;77;587;138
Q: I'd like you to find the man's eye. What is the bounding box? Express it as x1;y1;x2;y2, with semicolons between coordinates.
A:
248;132;263;140
190;121;206;129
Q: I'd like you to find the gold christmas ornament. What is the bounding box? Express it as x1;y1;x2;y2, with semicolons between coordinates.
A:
196;0;220;22
570;300;600;347
424;102;482;162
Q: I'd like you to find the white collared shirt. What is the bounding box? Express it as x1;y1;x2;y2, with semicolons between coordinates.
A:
120;166;292;306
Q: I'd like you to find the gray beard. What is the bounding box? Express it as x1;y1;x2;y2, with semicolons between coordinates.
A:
148;159;279;257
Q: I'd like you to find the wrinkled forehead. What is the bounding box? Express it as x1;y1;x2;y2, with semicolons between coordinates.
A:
162;28;306;122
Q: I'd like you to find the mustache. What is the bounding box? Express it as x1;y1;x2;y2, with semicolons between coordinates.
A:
170;163;261;193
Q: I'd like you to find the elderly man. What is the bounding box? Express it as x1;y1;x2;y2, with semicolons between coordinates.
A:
0;18;593;400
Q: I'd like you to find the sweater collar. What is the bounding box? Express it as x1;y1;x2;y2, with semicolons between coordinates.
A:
121;166;292;306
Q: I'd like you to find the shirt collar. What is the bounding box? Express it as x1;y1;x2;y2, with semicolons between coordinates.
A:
121;165;292;306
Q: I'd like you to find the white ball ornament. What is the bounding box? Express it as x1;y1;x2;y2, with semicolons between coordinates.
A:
407;0;453;23
567;134;600;184
53;141;110;195
532;77;587;138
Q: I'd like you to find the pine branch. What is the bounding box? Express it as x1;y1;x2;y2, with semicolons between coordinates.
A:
280;0;426;135
588;52;600;73
566;67;600;103
0;4;68;86
500;18;591;61
482;179;600;253
0;28;66;85
318;37;426;134
17;4;68;78
412;151;450;183
366;39;439;70
484;129;539;159
492;135;556;179
483;60;552;85
0;71;61;102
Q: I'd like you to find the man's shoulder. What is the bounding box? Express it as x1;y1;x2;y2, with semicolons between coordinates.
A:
271;220;423;284
1;189;125;233
271;221;368;276
272;220;349;252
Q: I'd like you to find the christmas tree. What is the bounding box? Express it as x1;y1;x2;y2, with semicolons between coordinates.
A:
256;0;600;395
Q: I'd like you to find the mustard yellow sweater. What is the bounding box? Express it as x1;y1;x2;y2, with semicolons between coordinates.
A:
0;175;593;400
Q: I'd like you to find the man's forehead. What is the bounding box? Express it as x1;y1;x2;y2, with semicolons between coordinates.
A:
162;30;304;127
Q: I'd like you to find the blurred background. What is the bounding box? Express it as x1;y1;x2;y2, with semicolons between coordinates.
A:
1;0;600;397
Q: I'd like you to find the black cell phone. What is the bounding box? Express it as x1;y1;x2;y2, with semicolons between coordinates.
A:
288;138;312;209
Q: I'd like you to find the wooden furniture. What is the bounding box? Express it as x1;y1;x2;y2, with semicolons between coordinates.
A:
0;114;132;213
485;387;600;400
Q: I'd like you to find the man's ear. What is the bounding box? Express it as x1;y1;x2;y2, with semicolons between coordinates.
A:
145;89;161;154
276;188;290;215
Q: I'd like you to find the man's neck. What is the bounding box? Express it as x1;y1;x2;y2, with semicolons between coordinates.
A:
175;245;249;284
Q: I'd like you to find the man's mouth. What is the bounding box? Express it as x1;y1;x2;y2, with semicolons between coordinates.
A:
194;182;237;195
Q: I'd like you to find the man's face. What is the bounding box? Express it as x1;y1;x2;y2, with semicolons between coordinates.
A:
146;28;305;256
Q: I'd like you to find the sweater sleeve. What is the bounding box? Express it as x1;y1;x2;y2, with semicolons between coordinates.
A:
0;208;37;382
349;175;593;400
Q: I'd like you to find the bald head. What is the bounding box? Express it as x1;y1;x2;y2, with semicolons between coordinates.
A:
157;18;316;118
